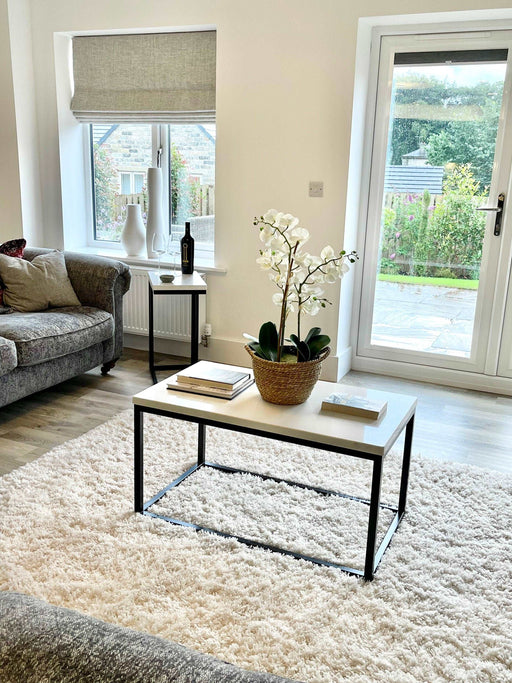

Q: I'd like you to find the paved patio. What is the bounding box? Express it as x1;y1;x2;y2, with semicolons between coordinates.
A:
371;280;477;358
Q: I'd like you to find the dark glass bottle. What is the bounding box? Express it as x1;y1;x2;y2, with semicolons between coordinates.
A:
180;222;194;274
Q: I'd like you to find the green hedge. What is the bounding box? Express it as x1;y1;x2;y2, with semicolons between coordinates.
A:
380;165;486;280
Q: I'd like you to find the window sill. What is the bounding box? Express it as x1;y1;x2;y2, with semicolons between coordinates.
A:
72;246;227;274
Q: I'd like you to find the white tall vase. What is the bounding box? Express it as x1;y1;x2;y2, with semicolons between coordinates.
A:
120;204;145;257
146;167;165;258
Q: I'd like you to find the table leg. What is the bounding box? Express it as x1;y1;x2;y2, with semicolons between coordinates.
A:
364;457;383;581
134;406;144;512
148;283;157;384
191;293;199;365
198;422;206;466
398;414;414;516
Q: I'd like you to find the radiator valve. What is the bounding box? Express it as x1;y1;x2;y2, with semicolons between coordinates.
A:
201;323;212;347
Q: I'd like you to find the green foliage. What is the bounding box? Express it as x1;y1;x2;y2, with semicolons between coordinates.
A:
390;74;503;188
248;323;330;363
426;98;501;189
171;144;188;224
379;165;487;280
427;166;486;278
93;145;123;239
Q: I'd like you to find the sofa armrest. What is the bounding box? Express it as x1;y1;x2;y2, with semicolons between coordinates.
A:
23;249;131;363
0;593;299;683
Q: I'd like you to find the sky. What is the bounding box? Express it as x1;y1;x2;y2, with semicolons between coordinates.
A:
398;63;506;87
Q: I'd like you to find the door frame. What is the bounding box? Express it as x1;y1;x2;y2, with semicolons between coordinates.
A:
351;24;512;391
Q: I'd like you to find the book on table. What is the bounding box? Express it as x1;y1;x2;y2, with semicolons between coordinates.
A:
321;392;387;420
167;361;254;399
175;361;251;390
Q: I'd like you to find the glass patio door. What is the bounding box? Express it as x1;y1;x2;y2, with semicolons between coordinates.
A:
357;31;512;374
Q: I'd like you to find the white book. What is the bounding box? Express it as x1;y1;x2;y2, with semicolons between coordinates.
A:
167;373;254;399
321;393;387;420
176;361;251;389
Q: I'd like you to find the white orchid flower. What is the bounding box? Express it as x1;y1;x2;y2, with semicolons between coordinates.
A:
293;252;310;267
269;233;286;252
272;292;283;306
287;226;309;245
300;299;321;316
259;226;274;246
263;209;279;224
274;213;299;231
320;245;336;260
256;254;273;270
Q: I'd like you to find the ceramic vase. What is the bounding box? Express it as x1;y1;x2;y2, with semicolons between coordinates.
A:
120;204;145;257
146;167;165;258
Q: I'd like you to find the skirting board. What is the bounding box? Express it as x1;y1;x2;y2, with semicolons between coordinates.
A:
351;354;512;396
123;333;344;382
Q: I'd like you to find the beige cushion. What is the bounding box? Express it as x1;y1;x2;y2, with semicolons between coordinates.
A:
0;251;81;312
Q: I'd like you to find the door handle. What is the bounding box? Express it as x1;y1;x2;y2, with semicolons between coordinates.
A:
477;192;505;236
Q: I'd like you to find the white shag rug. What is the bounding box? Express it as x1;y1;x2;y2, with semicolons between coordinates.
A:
0;410;511;683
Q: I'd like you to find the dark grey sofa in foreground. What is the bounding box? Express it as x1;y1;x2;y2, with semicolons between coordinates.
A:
0;593;299;683
0;249;131;408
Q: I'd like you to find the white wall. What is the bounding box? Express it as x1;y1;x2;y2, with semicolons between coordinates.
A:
6;0;43;246
5;0;512;374
0;0;23;240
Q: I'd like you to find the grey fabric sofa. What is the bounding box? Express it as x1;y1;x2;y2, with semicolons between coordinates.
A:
0;592;299;683
0;249;131;408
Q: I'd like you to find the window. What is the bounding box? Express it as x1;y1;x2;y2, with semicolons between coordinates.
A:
119;172;146;195
90;122;215;253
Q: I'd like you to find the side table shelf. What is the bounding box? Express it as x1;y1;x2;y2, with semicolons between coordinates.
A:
147;270;207;384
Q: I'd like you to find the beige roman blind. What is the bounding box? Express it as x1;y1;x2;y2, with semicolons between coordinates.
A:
71;31;216;123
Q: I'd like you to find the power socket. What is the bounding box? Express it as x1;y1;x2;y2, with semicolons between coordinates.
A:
309;181;324;198
203;323;212;336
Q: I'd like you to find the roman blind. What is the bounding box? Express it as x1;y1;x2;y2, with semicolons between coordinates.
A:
71;31;216;123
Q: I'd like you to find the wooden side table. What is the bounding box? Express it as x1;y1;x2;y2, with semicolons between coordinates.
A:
147;271;207;384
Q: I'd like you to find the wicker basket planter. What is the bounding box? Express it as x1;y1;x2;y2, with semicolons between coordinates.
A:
245;345;330;405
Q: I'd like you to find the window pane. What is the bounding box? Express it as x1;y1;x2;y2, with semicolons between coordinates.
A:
134;173;144;194
120;173;131;195
370;57;506;357
91;124;152;241
168;123;215;252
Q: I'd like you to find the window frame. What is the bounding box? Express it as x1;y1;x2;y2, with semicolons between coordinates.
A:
86;122;215;260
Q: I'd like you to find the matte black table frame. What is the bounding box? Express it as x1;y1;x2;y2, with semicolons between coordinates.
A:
134;404;414;581
148;283;206;384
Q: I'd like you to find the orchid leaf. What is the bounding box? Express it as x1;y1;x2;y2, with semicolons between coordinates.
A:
305;327;321;344
258;321;279;361
307;334;330;358
289;334;310;362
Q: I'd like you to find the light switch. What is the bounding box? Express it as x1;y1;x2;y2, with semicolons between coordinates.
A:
309;181;324;198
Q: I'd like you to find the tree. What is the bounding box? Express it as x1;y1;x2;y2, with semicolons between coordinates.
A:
390;74;504;189
426;98;501;189
428;165;487;278
170;144;188;225
93;145;119;231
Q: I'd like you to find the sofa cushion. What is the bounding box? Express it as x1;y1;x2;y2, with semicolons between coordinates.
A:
0;238;26;307
0;337;17;377
0;307;114;367
0;250;80;312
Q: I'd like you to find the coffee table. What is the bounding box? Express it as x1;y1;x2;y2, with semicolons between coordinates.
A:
133;378;416;580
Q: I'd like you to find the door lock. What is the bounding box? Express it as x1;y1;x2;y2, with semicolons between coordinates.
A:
477;192;505;236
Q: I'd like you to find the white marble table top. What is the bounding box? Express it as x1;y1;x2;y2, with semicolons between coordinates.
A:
147;270;207;291
133;374;417;457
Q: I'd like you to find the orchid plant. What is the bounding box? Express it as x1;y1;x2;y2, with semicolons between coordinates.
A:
246;209;358;363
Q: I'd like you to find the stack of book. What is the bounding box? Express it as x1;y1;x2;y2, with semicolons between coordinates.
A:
167;361;254;399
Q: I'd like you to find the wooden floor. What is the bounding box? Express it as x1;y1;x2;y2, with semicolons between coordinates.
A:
0;348;511;476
